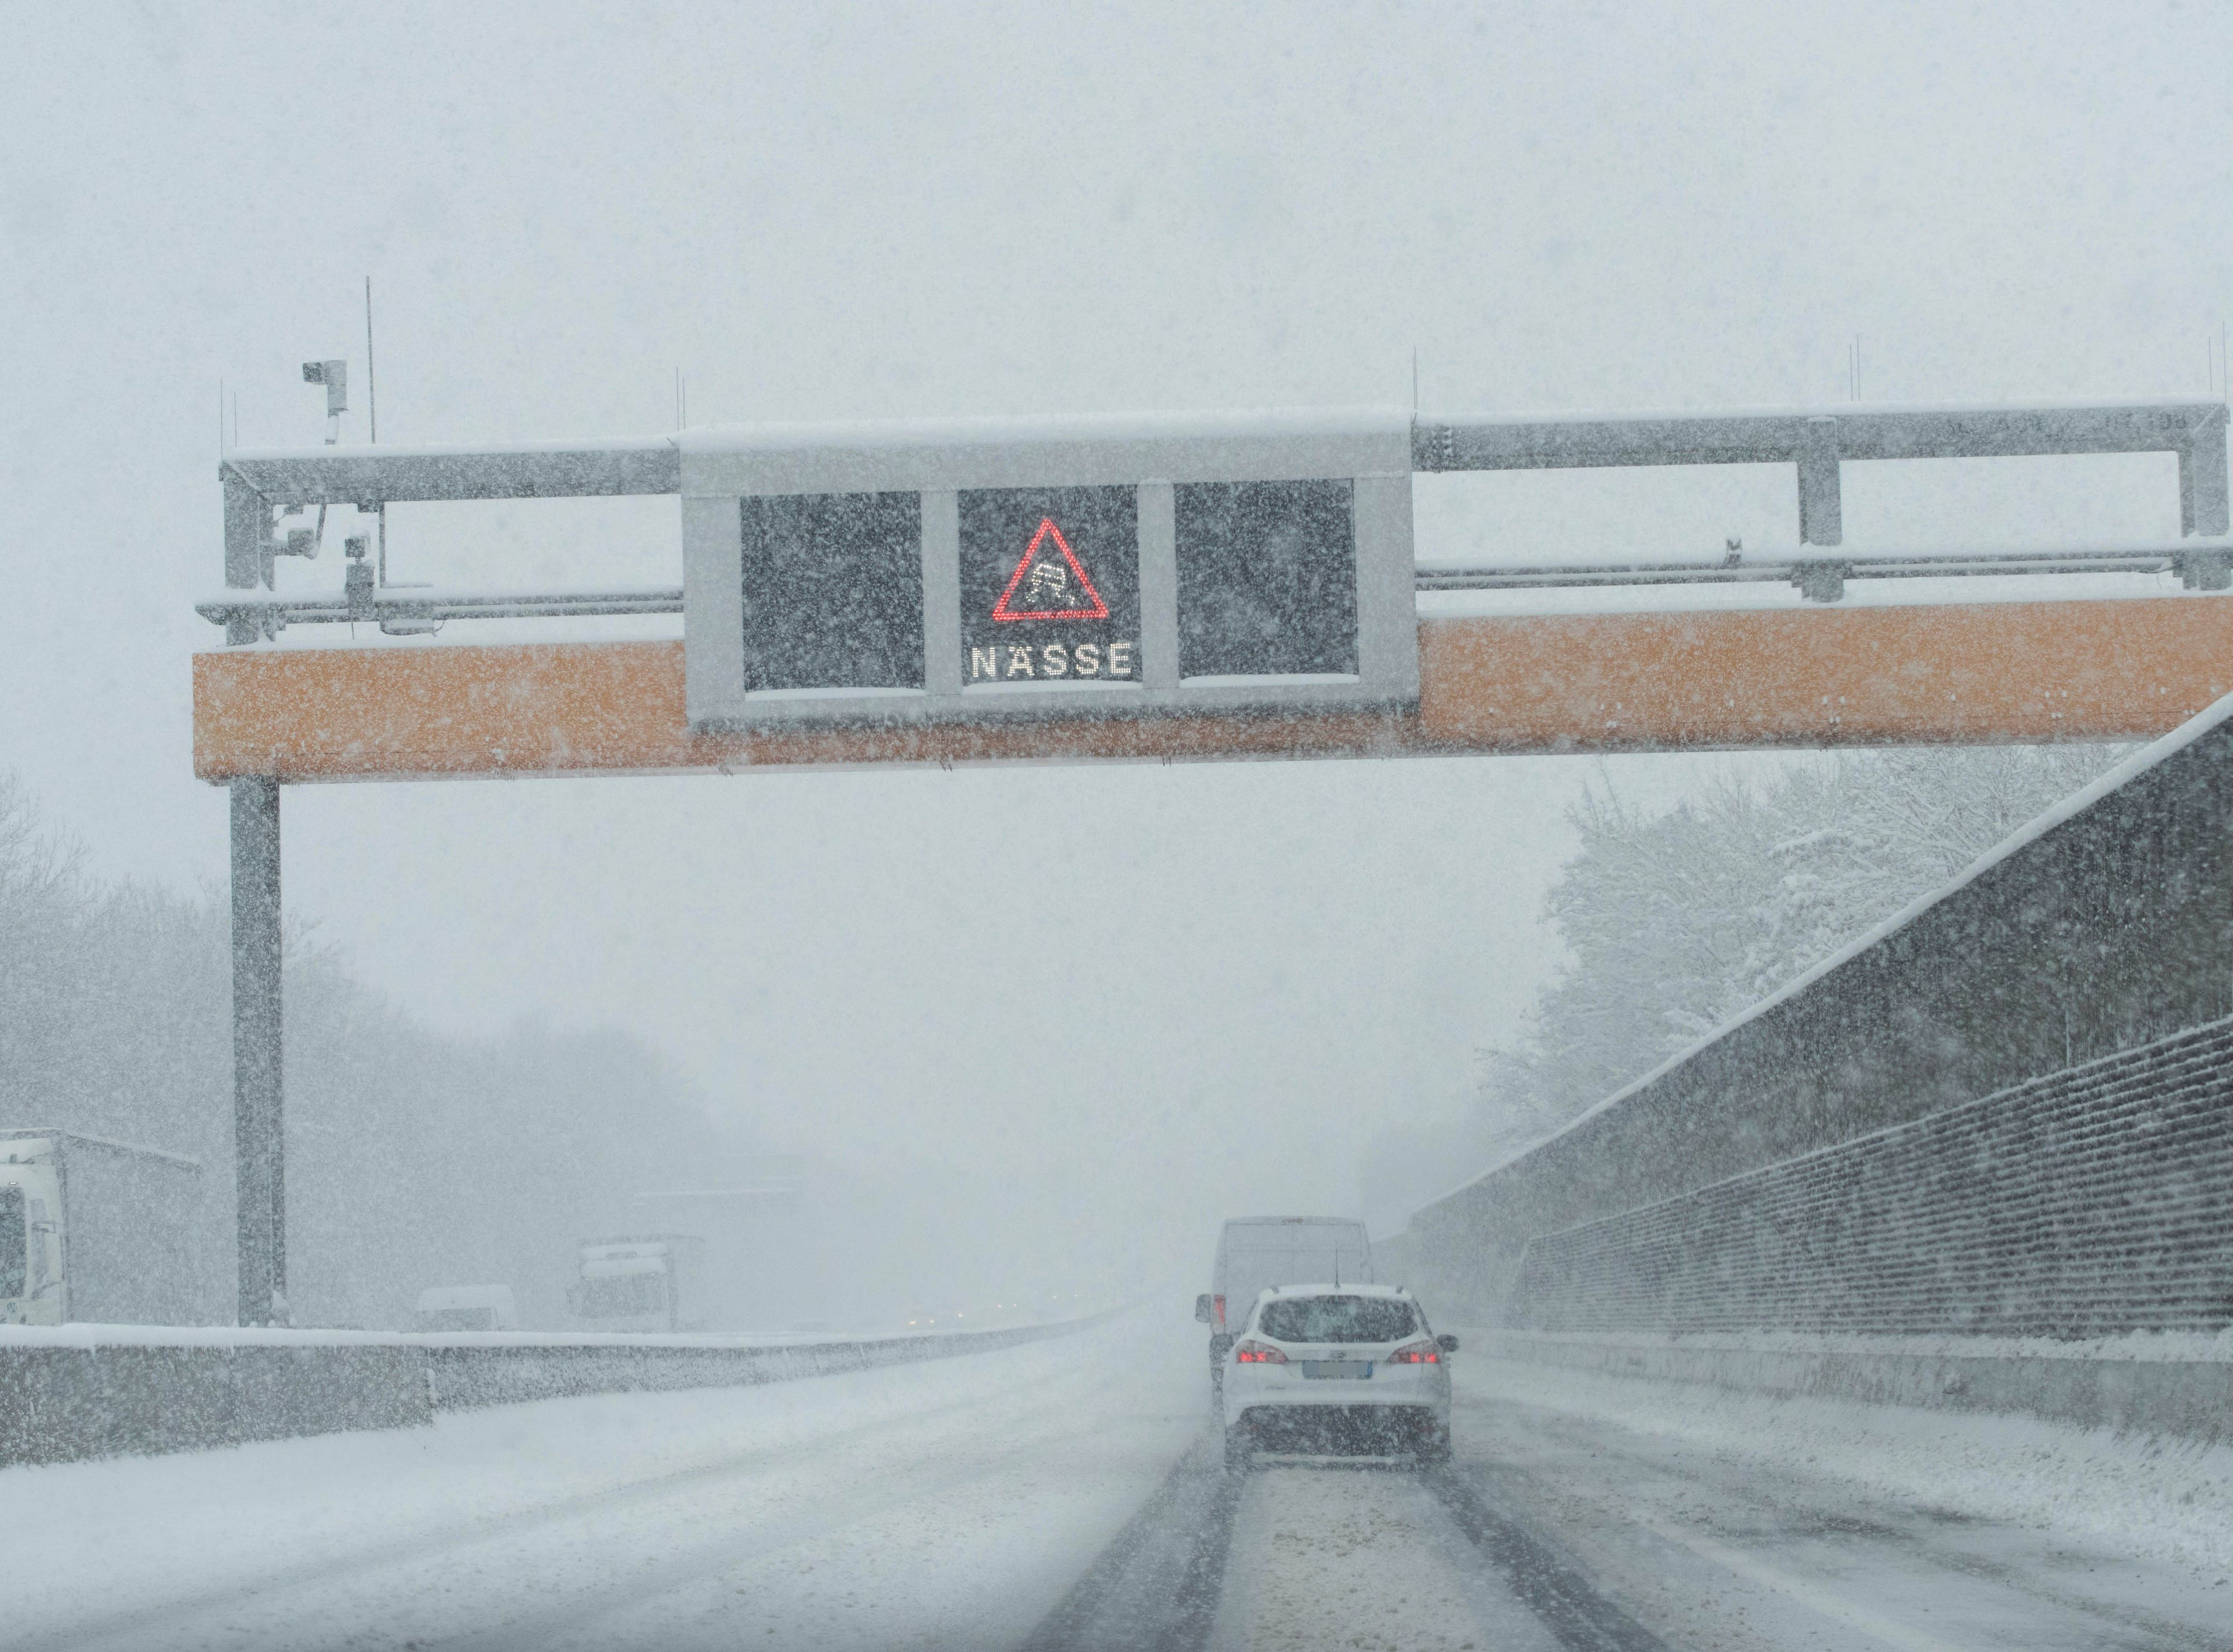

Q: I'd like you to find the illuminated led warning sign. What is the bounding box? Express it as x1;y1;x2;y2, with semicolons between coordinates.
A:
678;414;1421;730
991;519;1109;621
960;485;1139;684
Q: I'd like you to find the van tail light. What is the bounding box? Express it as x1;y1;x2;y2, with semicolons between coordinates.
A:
1213;1295;1226;1329
1233;1339;1287;1364
1386;1340;1440;1363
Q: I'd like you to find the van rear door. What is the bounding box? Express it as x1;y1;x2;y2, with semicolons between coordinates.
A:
1218;1219;1370;1328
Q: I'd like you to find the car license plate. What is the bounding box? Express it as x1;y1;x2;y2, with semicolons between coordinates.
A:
1300;1361;1372;1379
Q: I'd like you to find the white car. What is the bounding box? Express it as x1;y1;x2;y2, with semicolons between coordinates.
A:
1221;1283;1456;1470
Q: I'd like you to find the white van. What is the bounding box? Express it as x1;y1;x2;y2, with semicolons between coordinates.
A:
413;1284;519;1332
1196;1217;1372;1378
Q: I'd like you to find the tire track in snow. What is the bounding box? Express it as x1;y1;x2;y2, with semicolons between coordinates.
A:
1421;1466;1673;1652
1019;1431;1242;1652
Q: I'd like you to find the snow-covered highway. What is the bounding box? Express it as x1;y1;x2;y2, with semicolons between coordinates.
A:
4;1313;2227;1651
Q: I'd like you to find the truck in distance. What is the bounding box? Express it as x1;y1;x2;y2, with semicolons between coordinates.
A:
568;1235;707;1333
0;1130;210;1326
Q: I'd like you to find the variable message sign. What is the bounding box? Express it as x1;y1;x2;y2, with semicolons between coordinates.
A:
679;410;1419;730
740;491;924;692
1176;480;1358;678
962;485;1140;690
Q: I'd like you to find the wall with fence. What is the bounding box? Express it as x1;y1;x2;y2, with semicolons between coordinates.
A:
1400;696;2233;1327
1507;1017;2233;1338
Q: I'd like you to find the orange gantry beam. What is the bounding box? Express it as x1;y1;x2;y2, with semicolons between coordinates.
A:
192;598;2233;783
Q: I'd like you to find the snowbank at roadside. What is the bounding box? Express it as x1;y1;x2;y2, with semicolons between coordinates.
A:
1471;1343;2233;1586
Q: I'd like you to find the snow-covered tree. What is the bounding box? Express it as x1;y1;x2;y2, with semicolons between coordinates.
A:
0;777;783;1329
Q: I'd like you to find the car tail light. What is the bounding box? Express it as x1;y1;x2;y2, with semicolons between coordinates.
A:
1386;1340;1440;1363
1213;1294;1226;1328
1233;1339;1287;1363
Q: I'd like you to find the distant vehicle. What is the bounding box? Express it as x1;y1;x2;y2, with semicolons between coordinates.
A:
1220;1284;1456;1472
0;1130;208;1326
568;1235;706;1333
1196;1217;1372;1386
413;1284;519;1332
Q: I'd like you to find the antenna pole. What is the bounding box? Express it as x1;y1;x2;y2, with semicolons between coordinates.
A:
365;277;378;443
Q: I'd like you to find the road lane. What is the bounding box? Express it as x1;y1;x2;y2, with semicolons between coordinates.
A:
1455;1352;2233;1651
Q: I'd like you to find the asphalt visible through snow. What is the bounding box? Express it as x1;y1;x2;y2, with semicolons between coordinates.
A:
1022;1443;1671;1652
5;1315;2229;1650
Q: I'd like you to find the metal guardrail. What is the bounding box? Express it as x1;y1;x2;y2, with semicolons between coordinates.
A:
205;400;2233;640
1412;400;2231;550
1410;400;2230;470
1417;540;2233;600
195;585;684;639
219;442;681;507
195;539;2233;639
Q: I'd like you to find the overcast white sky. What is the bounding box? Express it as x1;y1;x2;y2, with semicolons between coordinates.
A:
3;2;2227;1280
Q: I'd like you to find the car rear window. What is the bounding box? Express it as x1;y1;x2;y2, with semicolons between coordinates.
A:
1257;1296;1415;1343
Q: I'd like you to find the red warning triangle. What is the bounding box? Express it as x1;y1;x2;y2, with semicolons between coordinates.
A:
990;518;1110;622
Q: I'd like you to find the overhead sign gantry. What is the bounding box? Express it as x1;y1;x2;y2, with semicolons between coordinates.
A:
194;395;2233;1325
675;411;1421;729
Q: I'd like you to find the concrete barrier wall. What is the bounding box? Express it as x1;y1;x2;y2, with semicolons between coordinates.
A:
1489;1330;2233;1443
0;1316;1103;1469
0;1340;428;1467
423;1320;1091;1410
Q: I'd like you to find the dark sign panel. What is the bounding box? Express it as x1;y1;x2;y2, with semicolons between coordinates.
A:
959;486;1139;686
740;492;924;691
1175;480;1357;677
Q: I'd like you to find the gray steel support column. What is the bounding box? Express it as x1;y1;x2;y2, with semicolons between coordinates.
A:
681;495;745;727
222;470;268;645
1137;482;1180;688
2178;411;2230;537
230;777;285;1325
1798;416;1843;545
921;490;963;695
